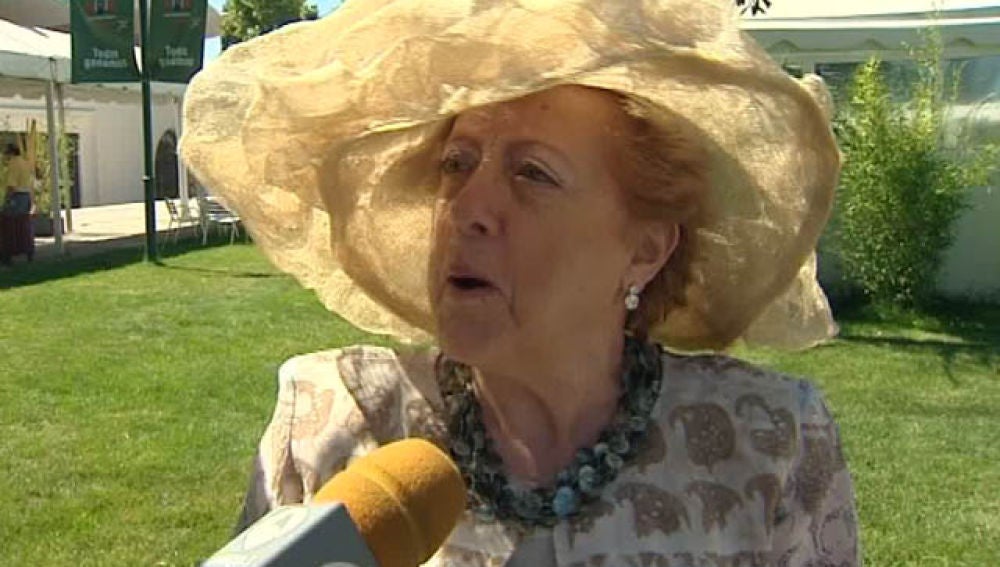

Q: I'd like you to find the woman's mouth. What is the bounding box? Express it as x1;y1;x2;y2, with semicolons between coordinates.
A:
443;258;503;300
444;266;503;299
448;275;493;291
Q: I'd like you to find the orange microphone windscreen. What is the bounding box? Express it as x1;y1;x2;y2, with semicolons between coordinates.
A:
313;438;466;567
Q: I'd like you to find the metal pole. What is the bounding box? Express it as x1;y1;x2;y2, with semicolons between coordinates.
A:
175;94;191;216
56;82;72;233
44;79;64;254
139;0;157;261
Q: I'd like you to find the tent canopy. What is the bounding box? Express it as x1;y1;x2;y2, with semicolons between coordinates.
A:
750;0;999;19
0;18;72;84
1;17;192;101
743;1;1000;64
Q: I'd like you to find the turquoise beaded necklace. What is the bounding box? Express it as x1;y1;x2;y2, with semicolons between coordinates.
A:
439;336;663;527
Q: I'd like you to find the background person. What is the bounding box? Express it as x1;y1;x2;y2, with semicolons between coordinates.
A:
1;144;36;264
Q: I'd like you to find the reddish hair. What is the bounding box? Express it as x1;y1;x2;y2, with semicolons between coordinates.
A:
611;95;711;338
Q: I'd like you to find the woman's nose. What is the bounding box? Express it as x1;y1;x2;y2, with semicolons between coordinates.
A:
449;165;504;237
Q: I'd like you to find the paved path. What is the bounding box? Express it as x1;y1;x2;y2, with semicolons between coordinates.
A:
28;200;203;262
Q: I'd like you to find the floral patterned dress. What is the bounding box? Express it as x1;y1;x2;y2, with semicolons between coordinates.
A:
236;345;860;566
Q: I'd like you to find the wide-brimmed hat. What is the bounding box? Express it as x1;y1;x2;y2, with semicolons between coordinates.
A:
180;0;840;351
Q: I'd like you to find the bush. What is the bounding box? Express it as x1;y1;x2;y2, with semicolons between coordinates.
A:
829;31;998;305
31;132;76;216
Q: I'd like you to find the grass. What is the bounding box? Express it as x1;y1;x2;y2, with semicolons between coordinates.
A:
734;301;1000;565
1;242;998;565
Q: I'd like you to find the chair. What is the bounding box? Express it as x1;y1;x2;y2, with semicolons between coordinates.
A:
164;198;200;243
200;196;242;244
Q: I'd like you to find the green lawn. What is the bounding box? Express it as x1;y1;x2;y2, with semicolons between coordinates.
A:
1;243;997;565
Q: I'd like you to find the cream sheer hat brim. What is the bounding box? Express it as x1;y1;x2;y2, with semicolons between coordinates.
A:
180;0;840;351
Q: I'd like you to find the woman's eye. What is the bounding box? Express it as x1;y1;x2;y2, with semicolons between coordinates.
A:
517;162;558;186
440;151;470;174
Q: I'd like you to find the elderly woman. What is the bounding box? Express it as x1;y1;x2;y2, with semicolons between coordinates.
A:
181;0;858;564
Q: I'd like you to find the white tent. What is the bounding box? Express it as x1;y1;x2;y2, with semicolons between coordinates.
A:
742;1;1000;298
743;1;1000;66
0;17;71;84
0;17;189;95
0;15;197;249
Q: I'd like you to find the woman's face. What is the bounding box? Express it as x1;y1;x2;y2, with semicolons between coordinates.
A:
428;86;658;367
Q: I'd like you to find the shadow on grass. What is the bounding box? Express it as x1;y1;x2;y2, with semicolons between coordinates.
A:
833;299;1000;384
153;262;280;279
838;335;998;385
0;235;278;290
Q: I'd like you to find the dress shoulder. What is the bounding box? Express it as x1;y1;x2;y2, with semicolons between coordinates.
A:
661;350;810;401
636;350;859;565
238;344;447;532
327;344;447;445
658;350;845;448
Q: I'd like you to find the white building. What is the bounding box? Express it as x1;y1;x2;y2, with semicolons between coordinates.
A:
0;72;188;207
0;1;221;207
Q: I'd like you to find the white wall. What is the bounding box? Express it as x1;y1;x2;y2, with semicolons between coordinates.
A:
83;94;180;205
938;186;1000;300
0;82;182;207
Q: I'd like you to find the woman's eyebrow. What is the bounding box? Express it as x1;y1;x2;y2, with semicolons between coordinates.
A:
508;139;570;160
441;134;481;150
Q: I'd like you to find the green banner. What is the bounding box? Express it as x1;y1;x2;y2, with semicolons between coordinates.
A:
148;0;208;83
71;0;141;83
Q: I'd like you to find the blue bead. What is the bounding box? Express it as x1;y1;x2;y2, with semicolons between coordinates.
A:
628;415;648;432
594;442;610;457
556;469;573;485
578;465;598;492
604;452;624;470
610;434;630;455
514;496;542;519
552;486;580;517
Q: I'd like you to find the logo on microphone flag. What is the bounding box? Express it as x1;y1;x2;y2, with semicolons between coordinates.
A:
203;504;381;567
239;507;310;552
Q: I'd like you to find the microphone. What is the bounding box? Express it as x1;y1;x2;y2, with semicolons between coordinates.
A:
203;438;467;567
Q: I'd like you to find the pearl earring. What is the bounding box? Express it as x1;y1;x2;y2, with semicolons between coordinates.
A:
625;285;641;311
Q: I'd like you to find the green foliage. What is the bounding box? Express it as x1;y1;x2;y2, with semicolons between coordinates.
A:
220;0;319;49
27;133;75;216
0;154;7;196
2;125;77;218
735;0;771;15
830;30;999;305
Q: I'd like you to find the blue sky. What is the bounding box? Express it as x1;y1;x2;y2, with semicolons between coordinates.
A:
203;0;344;61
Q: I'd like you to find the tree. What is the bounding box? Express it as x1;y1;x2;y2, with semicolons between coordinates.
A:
828;29;998;305
220;0;319;50
736;0;771;15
